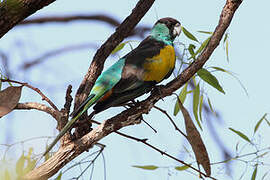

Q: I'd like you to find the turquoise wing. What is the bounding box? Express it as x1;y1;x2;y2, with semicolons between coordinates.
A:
70;58;125;118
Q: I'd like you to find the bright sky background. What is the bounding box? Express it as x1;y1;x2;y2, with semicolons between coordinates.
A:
0;0;270;179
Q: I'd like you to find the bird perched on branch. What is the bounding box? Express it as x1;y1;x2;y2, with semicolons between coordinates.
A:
45;17;181;155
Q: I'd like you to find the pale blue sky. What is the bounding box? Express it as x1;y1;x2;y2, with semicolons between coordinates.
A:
0;0;270;179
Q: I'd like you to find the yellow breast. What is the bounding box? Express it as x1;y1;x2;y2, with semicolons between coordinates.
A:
143;45;175;82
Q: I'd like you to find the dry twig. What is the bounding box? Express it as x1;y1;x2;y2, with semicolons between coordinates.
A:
0;79;58;111
15;102;60;119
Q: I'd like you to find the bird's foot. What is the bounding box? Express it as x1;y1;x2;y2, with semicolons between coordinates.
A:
152;85;165;101
121;99;140;109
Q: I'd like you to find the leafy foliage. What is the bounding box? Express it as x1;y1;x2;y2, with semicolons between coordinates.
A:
132;165;159;170
174;82;189;116
229;128;251;143
197;68;225;94
0;148;37;180
254;113;267;134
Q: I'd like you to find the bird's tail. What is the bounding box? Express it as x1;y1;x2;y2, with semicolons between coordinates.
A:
70;94;95;118
43;93;100;156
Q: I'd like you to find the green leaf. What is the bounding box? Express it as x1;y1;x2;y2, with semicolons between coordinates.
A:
174;83;188;116
265;118;270;127
181;26;199;42
188;44;196;57
229;128;251;143
198;31;213;34
207;97;215;115
210;66;248;96
26;147;33;159
197;68;225;94
4;169;11;180
225;37;229;62
24;159;37;175
111;42;126;54
251;165;257;180
16;153;25;177
132;165;158;170
254;113;267;134
175;165;190;171
55;172;62;180
211;66;228;72
193;83;202;130
199;95;203;121
223;33;228;44
189;36;211;59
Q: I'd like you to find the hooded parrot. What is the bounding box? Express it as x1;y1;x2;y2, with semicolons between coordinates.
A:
45;17;181;155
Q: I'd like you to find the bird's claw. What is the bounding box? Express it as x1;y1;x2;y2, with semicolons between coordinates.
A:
152;85;165;101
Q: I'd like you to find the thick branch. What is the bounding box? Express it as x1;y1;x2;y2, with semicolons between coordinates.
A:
25;0;242;179
15;102;60;119
0;0;56;39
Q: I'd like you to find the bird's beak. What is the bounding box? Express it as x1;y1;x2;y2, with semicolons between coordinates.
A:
173;23;181;37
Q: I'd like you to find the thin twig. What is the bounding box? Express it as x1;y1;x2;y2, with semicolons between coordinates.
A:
115;131;216;179
211;146;270;165
75;144;105;179
0;78;59;111
90;120;212;178
141;118;157;133
62;150;100;174
21;43;98;70
153;105;187;138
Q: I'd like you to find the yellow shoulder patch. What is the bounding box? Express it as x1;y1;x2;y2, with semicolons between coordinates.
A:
143;45;175;82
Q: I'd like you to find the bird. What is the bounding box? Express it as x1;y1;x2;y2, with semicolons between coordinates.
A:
44;17;181;155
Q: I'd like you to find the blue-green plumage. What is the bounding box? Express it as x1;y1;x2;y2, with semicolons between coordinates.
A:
44;17;181;155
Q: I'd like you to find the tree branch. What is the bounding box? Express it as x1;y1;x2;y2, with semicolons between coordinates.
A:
20;14;120;26
115;131;216;180
24;0;242;179
21;43;98;70
19;14;151;38
0;0;57;39
15;102;60;119
153;105;187;138
0;79;59;111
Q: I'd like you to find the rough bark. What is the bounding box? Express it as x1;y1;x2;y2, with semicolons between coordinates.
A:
24;0;242;179
0;0;56;39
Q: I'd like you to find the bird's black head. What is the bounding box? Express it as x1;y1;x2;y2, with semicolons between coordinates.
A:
154;17;181;40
